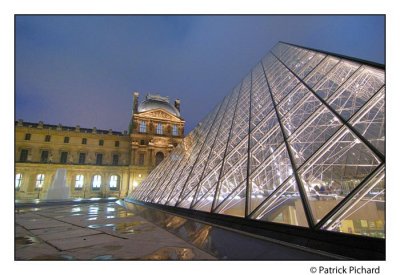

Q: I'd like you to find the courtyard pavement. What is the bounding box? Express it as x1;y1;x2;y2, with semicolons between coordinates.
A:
15;201;216;260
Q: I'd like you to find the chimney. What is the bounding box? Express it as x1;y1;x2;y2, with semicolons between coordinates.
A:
133;92;139;114
174;99;181;112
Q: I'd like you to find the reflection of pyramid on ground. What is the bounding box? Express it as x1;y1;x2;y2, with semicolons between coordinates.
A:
128;42;385;237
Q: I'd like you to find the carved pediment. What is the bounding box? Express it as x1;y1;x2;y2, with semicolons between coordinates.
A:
135;109;182;122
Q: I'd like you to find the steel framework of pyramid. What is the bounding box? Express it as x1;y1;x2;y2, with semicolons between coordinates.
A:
127;42;385;238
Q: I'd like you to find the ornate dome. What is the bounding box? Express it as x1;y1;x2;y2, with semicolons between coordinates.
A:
138;94;180;117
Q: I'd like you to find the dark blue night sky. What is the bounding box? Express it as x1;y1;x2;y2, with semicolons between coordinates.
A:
16;15;384;132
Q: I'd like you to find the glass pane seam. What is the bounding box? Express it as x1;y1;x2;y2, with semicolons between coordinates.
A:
272;52;385;164
314;162;385;229
211;81;245;212
261;58;315;228
175;98;226;206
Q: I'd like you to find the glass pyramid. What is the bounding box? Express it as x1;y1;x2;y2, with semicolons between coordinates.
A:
127;42;385;238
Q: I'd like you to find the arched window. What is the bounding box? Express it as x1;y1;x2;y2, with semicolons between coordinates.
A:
92;175;101;190
75;175;84;190
36;174;45;190
109;175;120;190
156;123;163;135
15;173;23;190
155;152;164;166
139;121;147;133
172;125;178;136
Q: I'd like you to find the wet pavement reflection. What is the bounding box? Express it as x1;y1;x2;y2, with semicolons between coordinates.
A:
15;201;215;260
15;236;41;247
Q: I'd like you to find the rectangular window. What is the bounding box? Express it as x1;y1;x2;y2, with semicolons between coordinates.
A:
35;174;45;190
64;136;70;143
172;125;178;136
112;154;119;165
82;138;87;144
15;173;23;190
138;153;145;166
115;141;119;147
40;150;49;163
109;175;119;190
140;139;145;145
60;152;68;163
24;133;31;140
156;123;163;135
139;121;147;133
78;153;86;164
92;175;101;190
45;135;51;142
20;149;28;162
96;154;103;165
99;139;104;146
75;175;84;189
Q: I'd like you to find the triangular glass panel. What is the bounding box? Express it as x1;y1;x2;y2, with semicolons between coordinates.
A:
214;184;247;217
192;183;218;213
313;60;360;101
192;165;222;209
287;105;342;168
250;63;274;130
304;56;340;88
320;165;385;238
214;155;248;209
328;66;385;121
248;145;294;214
250;177;308;227
349;87;385;155
271;42;290;59
298;127;381;224
277;83;310;118
264;55;300;104
296;52;326;79
280;92;322;138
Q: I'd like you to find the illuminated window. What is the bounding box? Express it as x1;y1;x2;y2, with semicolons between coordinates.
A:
139;121;147;133
24;133;31;140
156;123;163;135
172;125;178;136
15;173;23;190
35;174;45;189
109;175;120;190
45;135;51;142
75;175;84;189
92;175;101;190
